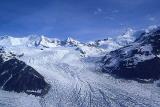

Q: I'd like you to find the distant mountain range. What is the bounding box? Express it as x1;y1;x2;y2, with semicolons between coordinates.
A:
0;27;142;57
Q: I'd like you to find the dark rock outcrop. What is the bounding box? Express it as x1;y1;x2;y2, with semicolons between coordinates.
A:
0;49;50;96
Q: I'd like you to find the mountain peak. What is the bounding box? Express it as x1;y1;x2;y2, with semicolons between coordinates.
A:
123;28;134;37
145;25;159;33
64;37;81;46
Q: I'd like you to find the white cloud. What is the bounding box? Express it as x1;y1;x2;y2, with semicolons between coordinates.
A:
94;8;103;15
148;17;156;21
97;8;102;12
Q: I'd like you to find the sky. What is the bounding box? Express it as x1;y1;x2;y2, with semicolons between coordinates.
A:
0;0;160;41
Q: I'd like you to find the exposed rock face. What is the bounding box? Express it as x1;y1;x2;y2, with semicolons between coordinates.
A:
0;49;50;96
102;26;160;81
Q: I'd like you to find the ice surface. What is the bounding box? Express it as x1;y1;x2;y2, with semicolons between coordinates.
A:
0;45;159;107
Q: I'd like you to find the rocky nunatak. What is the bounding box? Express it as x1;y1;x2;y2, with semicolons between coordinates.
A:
0;48;50;96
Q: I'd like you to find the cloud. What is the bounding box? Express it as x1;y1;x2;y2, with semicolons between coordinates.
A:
97;8;102;12
104;16;114;20
94;8;103;15
112;9;119;13
148;17;156;21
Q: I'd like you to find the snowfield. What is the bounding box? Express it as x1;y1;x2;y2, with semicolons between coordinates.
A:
0;45;159;107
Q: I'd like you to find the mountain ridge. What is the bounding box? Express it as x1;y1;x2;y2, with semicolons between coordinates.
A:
0;27;142;57
102;26;160;81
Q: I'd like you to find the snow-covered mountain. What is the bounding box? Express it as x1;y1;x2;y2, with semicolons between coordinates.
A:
102;26;160;81
0;26;160;107
0;35;61;48
0;28;140;57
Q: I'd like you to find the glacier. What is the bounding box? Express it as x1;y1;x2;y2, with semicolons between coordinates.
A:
0;27;160;107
